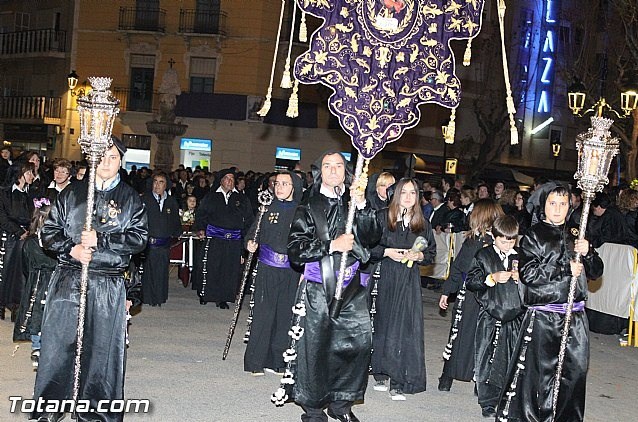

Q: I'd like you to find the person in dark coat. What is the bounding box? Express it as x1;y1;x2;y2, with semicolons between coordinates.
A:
428;190;449;231
193;169;254;308
0;145;12;186
46;159;73;202
243;171;302;375
437;199;505;392
0;161;35;321
140;171;182;306
587;192;638;248
465;216;525;418
496;184;603;422
441;189;466;232
282;151;382;422
25;151;50;199
511;190;532;235
33;143;148;422
12;197;57;369
366;172;395;211
369;178;436;400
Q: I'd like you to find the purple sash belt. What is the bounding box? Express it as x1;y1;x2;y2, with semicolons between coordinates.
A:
258;244;290;268
206;224;241;240
304;260;369;287
529;301;585;314
148;237;170;247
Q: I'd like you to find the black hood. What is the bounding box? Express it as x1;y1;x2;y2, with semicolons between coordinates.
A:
211;168;235;191
278;170;303;203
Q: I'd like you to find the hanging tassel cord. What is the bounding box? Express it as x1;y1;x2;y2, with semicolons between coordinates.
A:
463;38;473;67
280;0;298;89
286;80;300;118
497;0;519;145
299;12;307;42
258;0;287;116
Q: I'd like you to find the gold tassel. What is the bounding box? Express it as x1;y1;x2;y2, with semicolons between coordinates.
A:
299;13;307;43
444;108;456;144
463;39;472;66
286;80;299;118
510;124;519;145
259;0;286;118
258;87;272;117
280;58;292;89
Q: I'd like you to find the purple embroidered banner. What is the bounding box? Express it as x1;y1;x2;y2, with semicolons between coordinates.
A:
295;0;485;158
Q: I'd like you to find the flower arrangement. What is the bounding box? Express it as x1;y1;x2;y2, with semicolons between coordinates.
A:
33;197;51;209
630;179;638;191
180;209;195;225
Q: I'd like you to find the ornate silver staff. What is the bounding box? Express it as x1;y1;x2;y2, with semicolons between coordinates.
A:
222;189;273;360
73;77;120;402
550;115;618;420
330;155;369;318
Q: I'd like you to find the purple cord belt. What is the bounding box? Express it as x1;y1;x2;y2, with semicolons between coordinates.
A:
303;260;370;287
529;301;585;314
206;224;241;240
258;244;290;268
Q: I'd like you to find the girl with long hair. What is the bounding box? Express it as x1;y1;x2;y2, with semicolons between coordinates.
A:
369;178;437;400
12;198;57;368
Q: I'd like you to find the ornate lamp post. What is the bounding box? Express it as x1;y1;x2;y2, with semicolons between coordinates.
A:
567;76;638;118
72;77;120;402
551;135;561;177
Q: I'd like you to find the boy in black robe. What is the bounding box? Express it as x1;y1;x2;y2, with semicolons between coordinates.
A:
466;215;524;418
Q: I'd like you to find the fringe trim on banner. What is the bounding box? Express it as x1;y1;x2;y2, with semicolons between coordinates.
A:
258;0;287;117
463;38;473;66
286;80;299;118
299;13;307;42
444;108;456;144
280;59;292;89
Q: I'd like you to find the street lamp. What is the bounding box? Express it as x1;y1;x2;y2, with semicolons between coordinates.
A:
67;70;87;97
567;72;638;118
551;134;561;177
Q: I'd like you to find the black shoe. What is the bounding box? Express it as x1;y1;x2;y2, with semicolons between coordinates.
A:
218;302;229;309
327;409;360;422
0;308;4;320
199;299;208;305
438;375;453;392
481;406;496;418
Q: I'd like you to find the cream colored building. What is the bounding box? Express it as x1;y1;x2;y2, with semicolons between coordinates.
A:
0;0;582;179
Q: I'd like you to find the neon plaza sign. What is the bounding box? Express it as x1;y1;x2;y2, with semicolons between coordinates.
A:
536;0;559;114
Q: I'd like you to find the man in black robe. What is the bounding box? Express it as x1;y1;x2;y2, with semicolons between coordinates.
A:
193;169;254;308
287;151;382;422
497;185;603;422
141;171;182;306
33;143;148;422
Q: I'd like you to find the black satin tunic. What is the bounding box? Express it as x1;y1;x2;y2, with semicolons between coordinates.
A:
287;191;382;409
33;179;147;422
497;221;603;422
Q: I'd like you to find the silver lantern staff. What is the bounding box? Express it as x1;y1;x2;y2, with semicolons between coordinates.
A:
551;115;618;420
73;77;120;402
223;189;273;360
330;155;369;319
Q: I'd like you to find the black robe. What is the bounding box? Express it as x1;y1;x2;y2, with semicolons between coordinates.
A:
496;221;603;422
369;209;436;394
193;189;254;303
0;185;33;310
33;178;148;422
141;192;182;306
440;235;491;382
13;235;57;342
466;246;524;409
243;199;300;372
287;190;382;409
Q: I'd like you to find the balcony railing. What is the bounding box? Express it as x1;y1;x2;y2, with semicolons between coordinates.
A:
179;9;227;36
118;7;166;33
0;96;61;120
111;87;159;113
0;29;66;55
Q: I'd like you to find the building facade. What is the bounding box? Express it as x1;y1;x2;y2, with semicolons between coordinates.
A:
0;0;595;180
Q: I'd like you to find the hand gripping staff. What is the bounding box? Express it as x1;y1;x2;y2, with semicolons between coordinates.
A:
222;189;273;360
